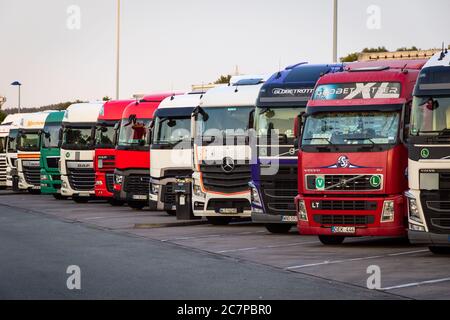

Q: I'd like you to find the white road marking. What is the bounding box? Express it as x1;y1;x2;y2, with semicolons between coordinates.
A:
381;277;450;291
217;241;320;254
286;249;428;270
160;230;268;242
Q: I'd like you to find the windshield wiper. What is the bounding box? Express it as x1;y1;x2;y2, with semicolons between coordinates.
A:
303;137;333;145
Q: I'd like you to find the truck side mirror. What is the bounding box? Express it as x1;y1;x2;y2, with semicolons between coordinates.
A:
147;120;154;145
294;112;305;147
248;109;255;129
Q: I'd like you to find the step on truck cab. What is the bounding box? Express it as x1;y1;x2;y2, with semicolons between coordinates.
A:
295;59;427;245
0;114;22;189
406;50;450;254
191;76;268;225
114;93;176;210
149;92;203;215
17;112;50;194
94;99;133;205
40;111;65;198
5;114;24;190
60;102;104;202
250;63;344;233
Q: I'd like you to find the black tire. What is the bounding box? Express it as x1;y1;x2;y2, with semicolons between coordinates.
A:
0;186;7;190
108;198;125;206
128;201;146;210
53;193;67;200
429;246;450;255
265;224;292;234
166;210;176;216
73;196;89;204
28;189;41;195
318;235;345;245
207;217;232;226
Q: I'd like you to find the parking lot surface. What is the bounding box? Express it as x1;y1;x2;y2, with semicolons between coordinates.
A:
1;190;449;299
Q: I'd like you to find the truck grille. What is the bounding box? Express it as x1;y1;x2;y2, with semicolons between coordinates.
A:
314;215;375;225
260;177;297;215
0;157;6;183
162;183;176;205
306;175;382;191
421;191;450;233
200;162;251;193
106;173;114;193
123;175;150;195
23;166;41;186
67;168;95;191
311;200;377;211
46;157;59;169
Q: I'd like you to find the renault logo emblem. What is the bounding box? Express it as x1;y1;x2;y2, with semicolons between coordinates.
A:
221;157;235;173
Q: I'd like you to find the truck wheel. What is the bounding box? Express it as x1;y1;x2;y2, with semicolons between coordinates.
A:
108;199;125;206
53;194;68;200
318;235;345;245
73;196;89;204
128;201;145;210
0;186;7;190
166;210;176;216
429;246;450;255
265;224;292;234
207;217;232;225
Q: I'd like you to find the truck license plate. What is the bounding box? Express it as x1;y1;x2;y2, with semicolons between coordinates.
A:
219;208;238;214
331;226;356;234
133;195;147;200
281;216;298;222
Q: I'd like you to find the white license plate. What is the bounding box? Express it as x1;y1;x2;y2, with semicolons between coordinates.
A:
32;186;40;190
281;216;298;222
331;226;356;234
79;193;90;197
132;195;147;200
219;208;238;214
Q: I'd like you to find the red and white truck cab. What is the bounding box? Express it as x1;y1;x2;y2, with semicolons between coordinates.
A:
94;99;133;204
295;59;427;245
113;93;178;210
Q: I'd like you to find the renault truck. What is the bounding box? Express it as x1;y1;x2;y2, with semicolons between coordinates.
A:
60;102;104;202
94;99;133;205
295;59;427;245
114;93;176;209
191;76;267;225
250;63;344;233
17;112;49;193
40;111;65;198
149;92;203;215
406;50;450;254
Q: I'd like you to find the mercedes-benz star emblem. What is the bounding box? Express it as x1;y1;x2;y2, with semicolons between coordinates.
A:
221;157;235;173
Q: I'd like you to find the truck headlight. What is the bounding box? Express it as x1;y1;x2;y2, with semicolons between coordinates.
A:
193;184;205;198
150;183;160;195
114;174;123;185
407;198;423;224
381;200;395;223
297;200;308;221
251;186;262;206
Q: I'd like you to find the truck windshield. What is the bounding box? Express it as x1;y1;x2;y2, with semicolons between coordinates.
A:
7;129;18;153
17;131;40;151
153;116;190;146
0;137;5;153
255;107;301;144
62;126;94;149
410;97;450;135
118;118;151;149
302;111;399;146
42;125;61;149
95;121;117;148
196;106;253;138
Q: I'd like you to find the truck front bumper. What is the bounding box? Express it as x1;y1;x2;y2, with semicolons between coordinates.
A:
408;230;450;246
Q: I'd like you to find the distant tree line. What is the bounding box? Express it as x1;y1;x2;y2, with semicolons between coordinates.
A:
340;46;421;62
2;100;86;116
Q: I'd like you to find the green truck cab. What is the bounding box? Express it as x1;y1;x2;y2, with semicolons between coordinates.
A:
40;111;65;198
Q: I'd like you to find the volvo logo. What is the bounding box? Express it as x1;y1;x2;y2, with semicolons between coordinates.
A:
221;157;235;173
337;155;350;168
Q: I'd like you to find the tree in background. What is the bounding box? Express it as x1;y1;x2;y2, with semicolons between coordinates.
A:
340;46;420;62
396;46;420;52
102;96;112;101
3;100;85;115
213;75;232;84
0;110;6;123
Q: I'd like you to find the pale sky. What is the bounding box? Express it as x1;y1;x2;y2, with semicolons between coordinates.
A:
0;0;449;109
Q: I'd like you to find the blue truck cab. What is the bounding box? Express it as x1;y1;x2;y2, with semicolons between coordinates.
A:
250;63;344;233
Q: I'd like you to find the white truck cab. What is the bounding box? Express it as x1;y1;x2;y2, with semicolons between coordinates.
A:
3;114;24;190
60;102;103;202
191;76;268;225
149;92;203;215
16;112;49;193
0;114;23;189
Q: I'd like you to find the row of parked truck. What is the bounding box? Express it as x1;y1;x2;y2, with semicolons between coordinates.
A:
0;50;449;254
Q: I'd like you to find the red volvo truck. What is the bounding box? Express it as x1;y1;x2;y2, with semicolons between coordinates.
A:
94;99;133;205
113;93;177;210
295;59;427;245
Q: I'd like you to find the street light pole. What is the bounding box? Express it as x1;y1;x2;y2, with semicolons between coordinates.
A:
332;0;338;63
10;81;22;113
115;0;121;100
